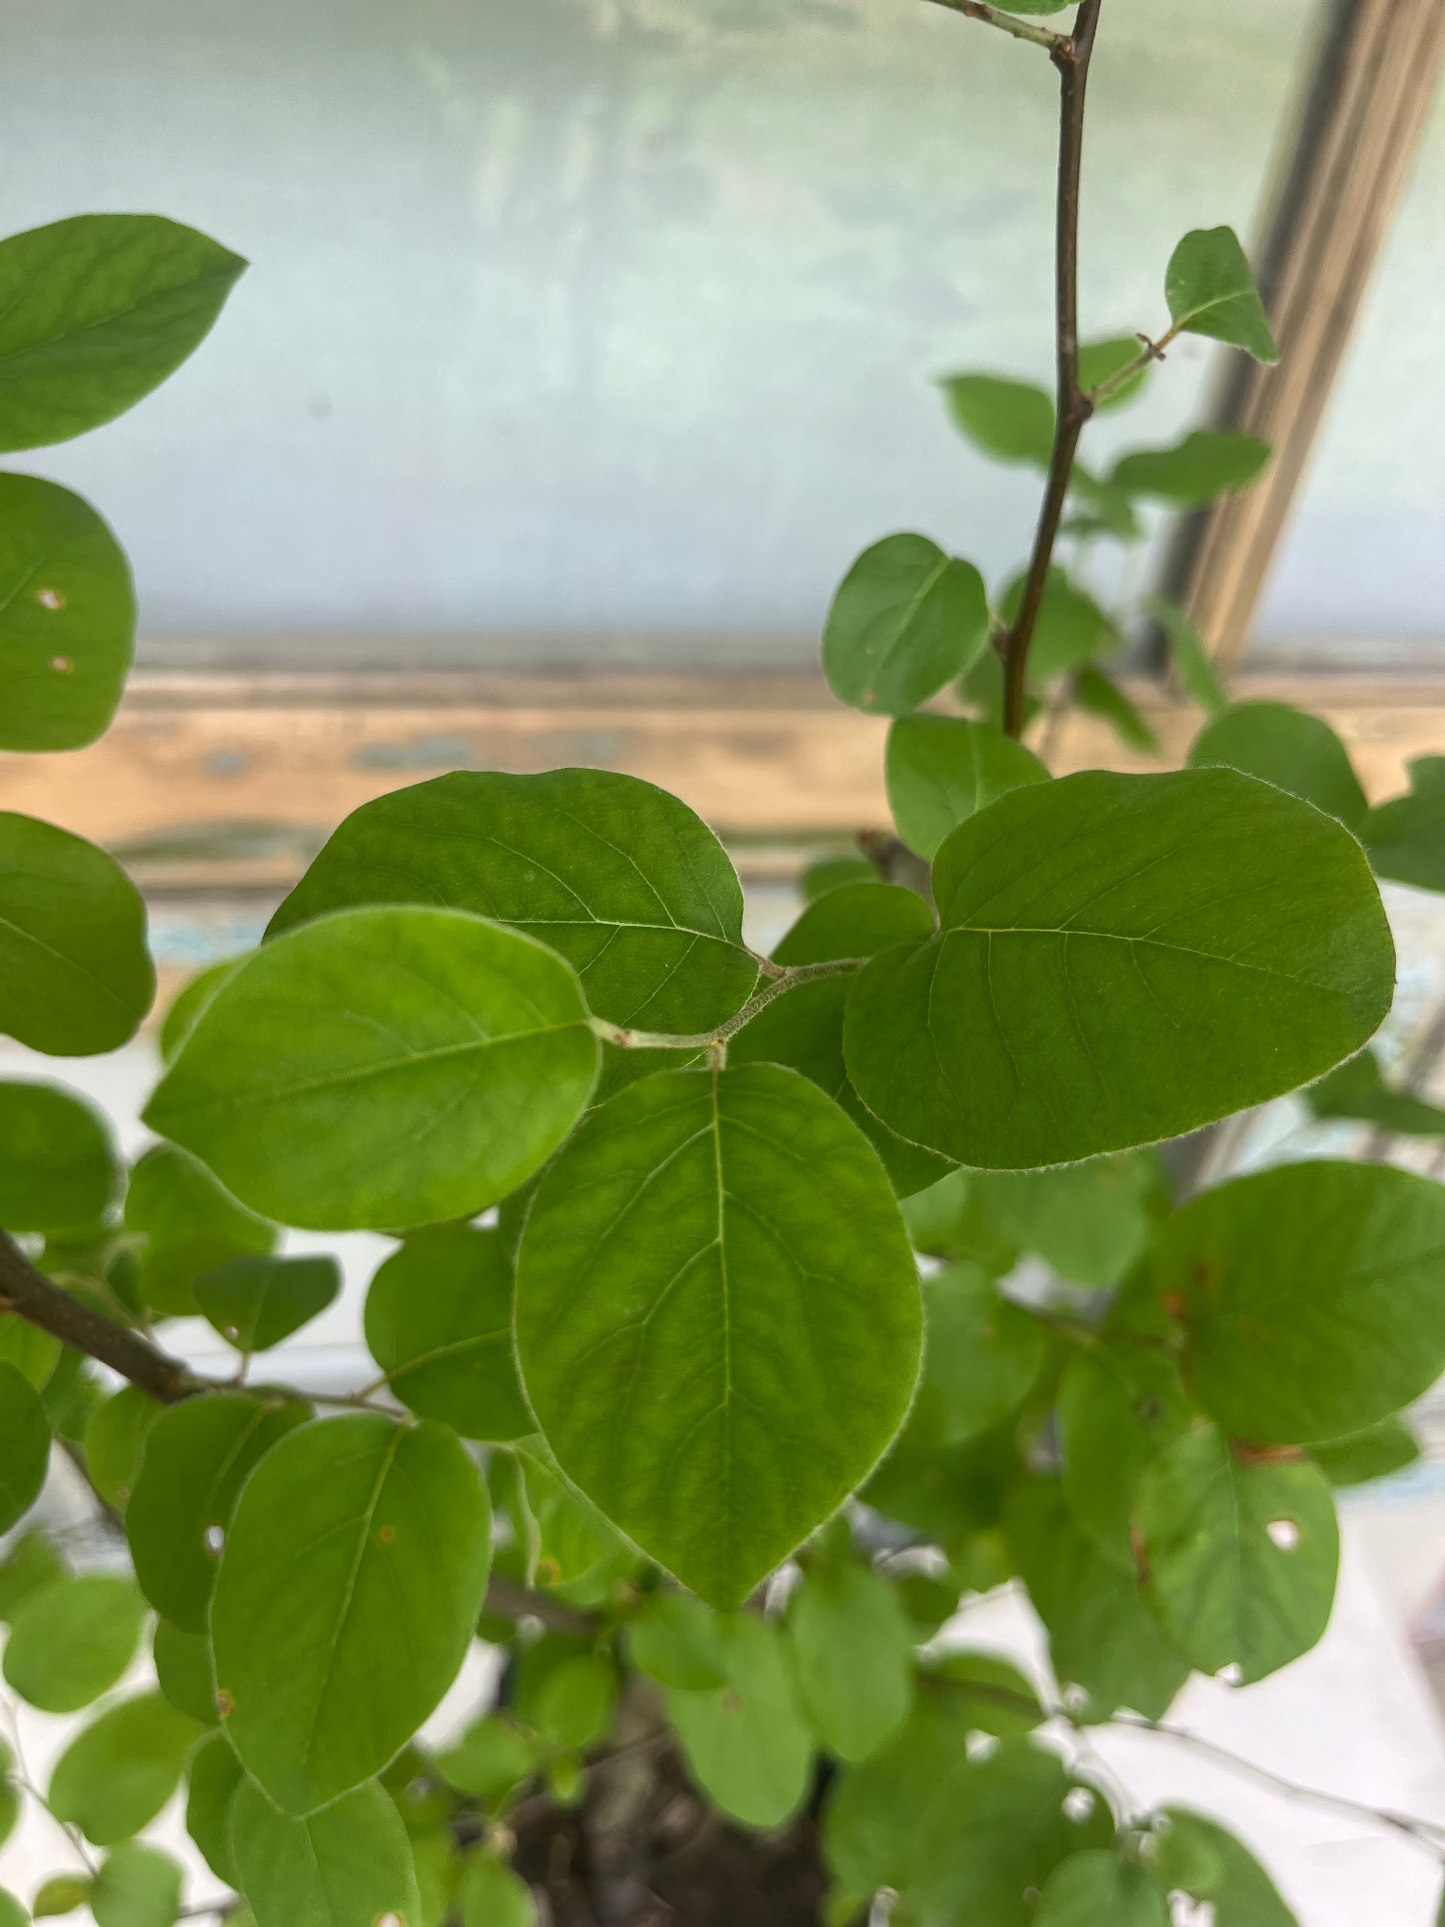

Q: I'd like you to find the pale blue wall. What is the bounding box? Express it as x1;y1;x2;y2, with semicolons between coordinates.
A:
3;0;1438;665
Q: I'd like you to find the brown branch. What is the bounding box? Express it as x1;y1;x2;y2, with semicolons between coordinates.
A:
0;1231;209;1405
482;1571;599;1636
1001;0;1105;738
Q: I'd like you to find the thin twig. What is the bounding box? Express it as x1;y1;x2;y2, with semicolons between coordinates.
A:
1000;0;1105;737
923;0;1069;52
1085;324;1181;409
589;956;868;1053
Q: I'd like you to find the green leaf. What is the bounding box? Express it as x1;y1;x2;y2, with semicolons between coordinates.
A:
999;569;1120;682
1311;1415;1419;1489
194;1254;340;1355
2;1575;145;1712
1305;1048;1445;1136
127;1392;310;1633
730;973;952;1199
230;1775;421;1927
823;534;990;717
0;1750;16;1854
515;1063;922;1609
1078;337;1151;411
1165;226;1278;363
1112;432;1270;507
919;1650;1044;1736
787;1560;914;1763
1158;1160;1445;1444
1361;755;1445;892
901;1169;1019;1273
1147;596;1227;716
844;768;1394;1169
1074;666;1159;755
665;1613;814;1828
0;1532;65;1621
436;1715;542;1809
1059;1342;1191;1571
1036;1850;1170;1927
85;1388;161;1512
1006;1478;1189;1722
940;374;1055;468
0;1890;24;1927
124;1144;275;1319
628;1592;728;1692
826;1710;1112;1926
185;1731;243;1885
0;215;246;451
365;1225;530;1441
0;475;135;753
1066;467;1143;541
885;715;1049;861
0;813;154;1054
48;1693;202;1844
159;959;241;1064
460;1855;535;1927
32;1879;91;1920
982;1153;1162;1287
147;906;599;1233
1136;1423;1338;1683
1151;1809;1298;1924
1188;701;1367;830
905;1264;1044;1449
267;768;756;1034
0;1361;50;1533
801;856;876;902
524;1650;618;1752
0;1315;60;1390
212;1414;492;1814
511;1443;636;1605
772;882;935;967
153;1620;219;1727
89;1843;182;1927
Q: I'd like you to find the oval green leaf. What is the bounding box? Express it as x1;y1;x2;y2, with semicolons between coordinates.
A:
886;715;1049;861
0;1361;50;1534
266;768;756;1033
0;1081;117;1234
364;1224;530;1441
0;215;246;452
230;1774;421;1927
211;1414;492;1814
999;568;1118;683
48;1693;202;1845
1188;701;1367;829
2;1574;146;1712
185;1730;243;1884
786;1561;914;1764
1151;1808;1299;1924
194;1254;340;1355
516;1063;922;1608
1035;1850;1170;1927
1165;226;1278;364
845;768;1394;1168
0;813;154;1055
124;1143;275;1320
905;1264;1044;1451
1158;1160;1445;1444
664;1614;814;1828
89;1843;183;1927
823;534;990;717
1058;1342;1190;1571
0;475;135;752
153;1619;219;1727
145;906;600;1232
940;374;1055;468
1111;432;1270;507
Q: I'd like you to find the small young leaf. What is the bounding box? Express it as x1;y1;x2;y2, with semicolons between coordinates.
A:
628;1592;728;1693
0;814;154;1055
48;1693;202;1844
1078;336;1151;410
1189;700;1367;829
1006;1478;1190;1722
268;768;757;1034
153;1620;219;1727
1362;754;1445;892
186;1731;243;1885
1165;227;1279;363
665;1614;814;1828
0;1082;116;1235
1147;596;1228;716
1158;1160;1445;1444
1136;1423;1338;1683
230;1775;421;1927
906;1264;1044;1450
126;1392;310;1633
146;906;599;1233
885;715;1049;861
0;1890;23;1927
436;1715;542;1808
511;1444;636;1603
0;215;246;451
1067;467;1143;540
459;1854;536;1927
194;1254;340;1355
365;1225;530;1441
0;1361;50;1534
999;568;1119;682
940;374;1055;468
212;1414;492;1814
2;1575;146;1712
800;855;876;902
32;1879;92;1920
0;475;135;753
1035;1850;1170;1927
88;1843;183;1927
1151;1809;1298;1924
919;1650;1043;1735
844;769;1394;1169
124;1144;275;1320
515;1064;922;1609
823;534;990;716
0;1315;60;1390
772;882;935;967
1305;1048;1445;1136
1074;665;1159;754
982;1153;1161;1288
1111;432;1271;507
525;1650;619;1752
0;1532;65;1622
1311;1415;1419;1489
1059;1342;1191;1570
786;1560;914;1763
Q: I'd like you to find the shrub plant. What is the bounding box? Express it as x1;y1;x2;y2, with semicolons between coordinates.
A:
3;4;1445;1925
